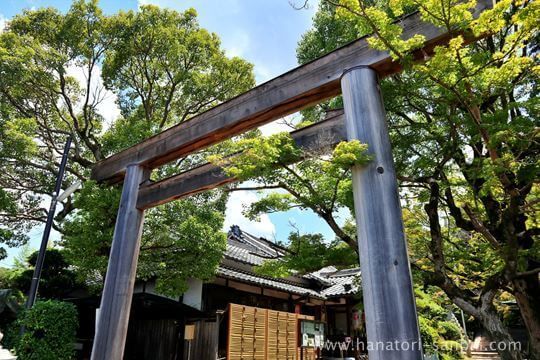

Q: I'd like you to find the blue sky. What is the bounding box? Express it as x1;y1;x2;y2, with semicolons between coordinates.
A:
0;0;347;266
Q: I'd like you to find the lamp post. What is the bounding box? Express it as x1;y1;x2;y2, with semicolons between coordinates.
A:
25;137;71;309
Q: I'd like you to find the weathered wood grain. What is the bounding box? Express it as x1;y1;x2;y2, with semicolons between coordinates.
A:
91;165;149;360
136;111;346;209
91;0;491;183
342;67;422;359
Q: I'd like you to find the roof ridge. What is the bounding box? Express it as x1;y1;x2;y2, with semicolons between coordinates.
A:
228;225;289;254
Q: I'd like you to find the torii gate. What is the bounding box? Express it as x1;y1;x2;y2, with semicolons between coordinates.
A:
89;1;491;359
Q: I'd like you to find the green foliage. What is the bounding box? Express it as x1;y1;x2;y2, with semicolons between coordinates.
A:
0;268;17;289
0;289;21;316
0;289;23;350
62;180;228;296
0;0;109;252
61;181;121;292
293;0;538;355
330;140;371;170
416;288;464;359
14;300;78;360
101;5;255;139
1;118;38;158
12;249;84;300
297;1;360;65
0;0;256;298
296;1;356;122
0;229;27;266
210;131;370;248
137;193;228;297
255;232;358;277
404;205;505;292
243;193;296;221
209;132;304;182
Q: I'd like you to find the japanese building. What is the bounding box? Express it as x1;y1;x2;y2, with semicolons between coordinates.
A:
72;225;365;359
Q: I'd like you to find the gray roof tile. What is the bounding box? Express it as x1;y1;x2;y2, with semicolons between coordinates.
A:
217;266;323;298
224;226;361;299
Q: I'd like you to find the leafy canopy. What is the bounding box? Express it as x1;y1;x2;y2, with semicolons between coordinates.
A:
0;0;255;296
11;249;85;300
210;0;539;357
209;131;371;249
303;0;539;357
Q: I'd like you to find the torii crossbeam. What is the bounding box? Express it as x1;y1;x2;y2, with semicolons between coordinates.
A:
90;1;492;359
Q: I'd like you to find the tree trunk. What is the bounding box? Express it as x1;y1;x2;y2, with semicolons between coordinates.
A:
479;306;523;360
513;275;540;360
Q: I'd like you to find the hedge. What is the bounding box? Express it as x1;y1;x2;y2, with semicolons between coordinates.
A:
15;300;78;360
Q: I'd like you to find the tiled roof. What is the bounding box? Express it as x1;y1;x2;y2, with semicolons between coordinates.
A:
225;225;286;266
225;242;268;266
320;269;361;298
303;266;338;286
221;226;361;299
217;266;323;299
328;267;361;277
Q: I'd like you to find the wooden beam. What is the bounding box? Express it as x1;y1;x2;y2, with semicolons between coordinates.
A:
91;0;491;183
136;111;346;209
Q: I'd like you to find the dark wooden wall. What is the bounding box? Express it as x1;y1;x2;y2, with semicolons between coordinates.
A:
124;318;181;360
202;283;291;314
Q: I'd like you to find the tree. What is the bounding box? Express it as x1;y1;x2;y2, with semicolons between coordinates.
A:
62;181;229;296
0;268;18;289
11;248;84;300
333;1;539;359
210;133;370;250
0;289;21;318
415;286;465;360
0;289;22;348
101;6;252;133
0;1;255;295
252;230;466;359
212;0;539;359
255;232;358;277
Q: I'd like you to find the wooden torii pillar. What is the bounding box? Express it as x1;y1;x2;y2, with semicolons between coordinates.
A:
89;2;491;358
342;67;422;359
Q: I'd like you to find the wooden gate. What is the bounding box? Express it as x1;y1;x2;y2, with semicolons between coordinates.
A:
185;320;219;360
227;304;316;360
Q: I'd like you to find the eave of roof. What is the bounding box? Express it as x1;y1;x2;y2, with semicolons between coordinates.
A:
217;266;324;299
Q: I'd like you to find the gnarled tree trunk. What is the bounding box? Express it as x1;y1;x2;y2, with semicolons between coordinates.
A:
478;305;523;360
513;274;540;360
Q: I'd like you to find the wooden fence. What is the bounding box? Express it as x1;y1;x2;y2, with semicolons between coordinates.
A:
227;303;316;360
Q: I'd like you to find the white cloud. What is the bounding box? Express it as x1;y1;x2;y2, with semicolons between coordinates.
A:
0;13;6;33
254;64;275;84
259;114;301;136
137;0;152;7
223;31;250;58
259;121;289;136
223;187;276;239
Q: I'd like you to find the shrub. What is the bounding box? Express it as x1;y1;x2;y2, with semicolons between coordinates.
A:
15;300;78;360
